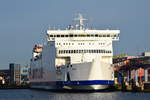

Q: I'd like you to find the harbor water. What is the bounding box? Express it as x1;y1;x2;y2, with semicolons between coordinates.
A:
0;89;150;100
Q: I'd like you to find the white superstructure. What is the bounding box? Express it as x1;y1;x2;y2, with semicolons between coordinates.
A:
30;14;120;91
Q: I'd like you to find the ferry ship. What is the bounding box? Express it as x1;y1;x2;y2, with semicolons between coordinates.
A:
30;14;120;91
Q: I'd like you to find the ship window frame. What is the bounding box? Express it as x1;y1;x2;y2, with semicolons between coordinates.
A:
95;34;98;37
69;34;73;37
86;50;88;53
105;51;108;53
61;50;63;54
104;50;106;53
91;34;94;37
103;35;106;37
96;50;99;53
71;50;73;53
87;34;90;37
76;50;79;53
80;50;83;53
65;35;68;37
68;50;71;53
57;35;60;37
59;50;61;54
98;50;101;53
79;50;81;53
74;34;77;37
89;50;91;53
50;35;53;37
107;34;110;37
99;35;102;37
92;50;94;53
65;50;68;53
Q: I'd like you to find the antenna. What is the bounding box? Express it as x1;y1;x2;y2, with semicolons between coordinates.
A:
74;13;87;30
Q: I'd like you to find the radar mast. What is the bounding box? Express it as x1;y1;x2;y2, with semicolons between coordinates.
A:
74;13;87;30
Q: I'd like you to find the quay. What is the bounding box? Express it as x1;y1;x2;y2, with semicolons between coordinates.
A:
113;52;150;92
0;63;29;89
0;84;29;89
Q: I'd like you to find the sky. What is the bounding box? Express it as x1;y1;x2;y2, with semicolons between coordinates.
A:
0;0;150;69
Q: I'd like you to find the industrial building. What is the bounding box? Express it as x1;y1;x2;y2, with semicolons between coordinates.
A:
113;52;150;91
9;63;29;85
10;63;21;85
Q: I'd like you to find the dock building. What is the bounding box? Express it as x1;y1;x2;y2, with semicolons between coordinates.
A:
113;52;150;91
9;63;29;85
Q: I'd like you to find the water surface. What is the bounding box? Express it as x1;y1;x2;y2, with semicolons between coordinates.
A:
0;89;149;100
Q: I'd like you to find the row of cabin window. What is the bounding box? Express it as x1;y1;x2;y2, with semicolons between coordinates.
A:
49;34;118;38
57;43;105;45
58;49;112;54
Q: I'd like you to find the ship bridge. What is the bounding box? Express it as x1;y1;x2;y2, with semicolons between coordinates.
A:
47;14;119;41
47;29;120;41
46;14;120;66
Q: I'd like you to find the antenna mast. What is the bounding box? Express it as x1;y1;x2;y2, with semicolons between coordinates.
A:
74;13;87;30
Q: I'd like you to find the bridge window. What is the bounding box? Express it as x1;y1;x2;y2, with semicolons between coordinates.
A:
87;34;90;37
69;34;73;37
95;34;98;37
57;35;60;37
65;35;68;37
103;35;106;37
91;34;94;37
74;34;77;37
107;35;110;37
99;35;102;37
50;35;53;37
50;34;113;38
61;35;64;37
